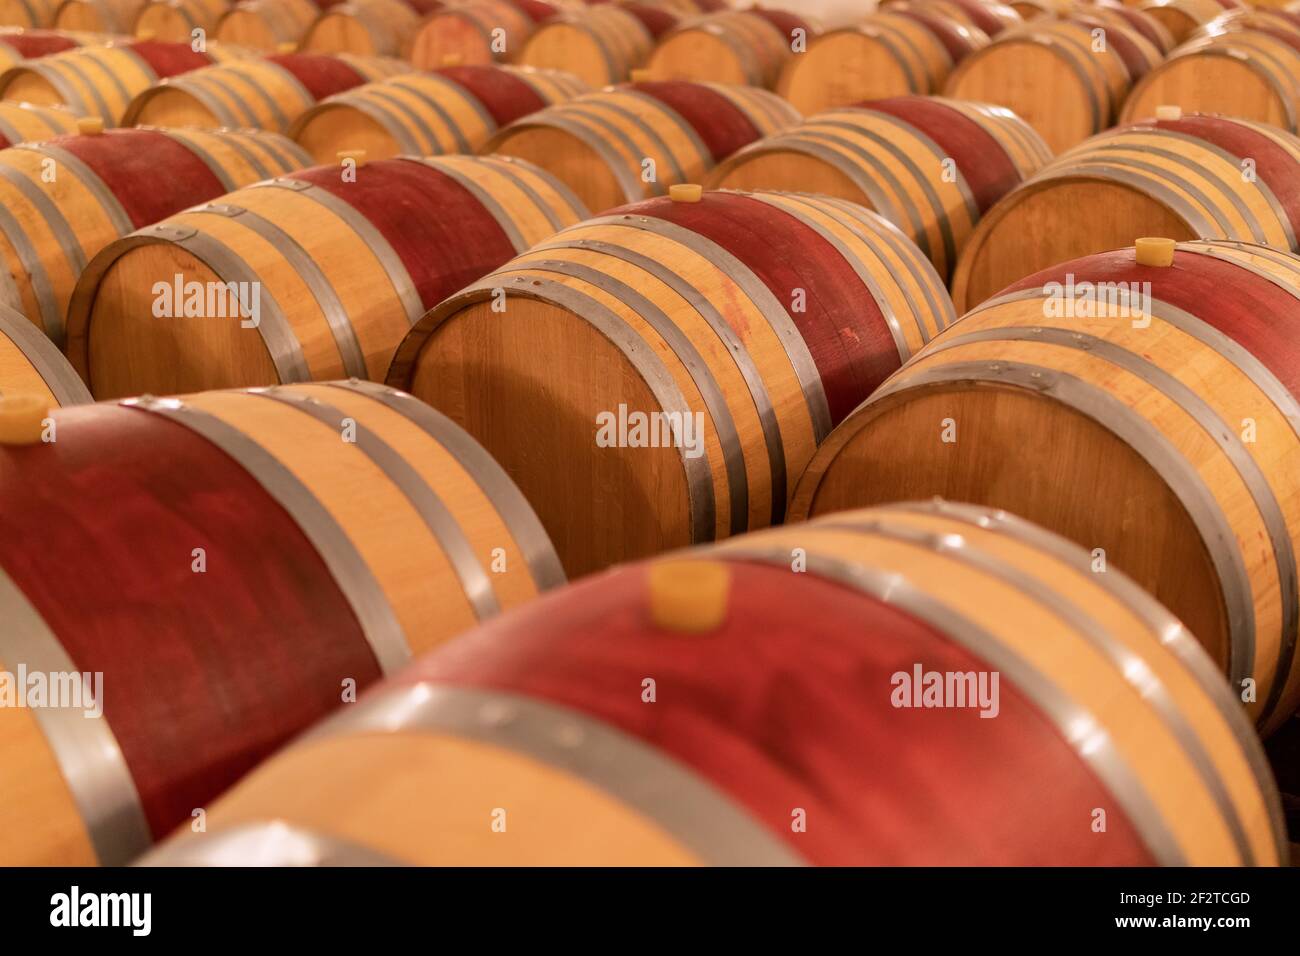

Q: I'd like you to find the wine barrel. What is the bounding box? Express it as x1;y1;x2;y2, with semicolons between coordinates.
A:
120;52;409;133
409;0;559;69
883;0;1023;36
134;0;233;42
516;5;655;87
52;0;146;32
1121;27;1300;130
0;378;563;865
1081;1;1176;51
386;187;954;576
950;113;1300;312
775;10;990;116
708;97;1053;279
0;302;91;405
299;0;419;57
0;28;117;70
943;18;1160;153
0;0;61;27
213;0;317;51
137;500;1286;867
0;99;80;146
485;81;800;214
644;9;816;88
290;64;586;163
0;124;308;347
0;39;243;124
794;238;1300;735
1137;0;1241;42
1009;0;1066;17
66;154;588;399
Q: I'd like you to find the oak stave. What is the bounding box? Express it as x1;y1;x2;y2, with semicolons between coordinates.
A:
0;300;90;405
517;4;656;87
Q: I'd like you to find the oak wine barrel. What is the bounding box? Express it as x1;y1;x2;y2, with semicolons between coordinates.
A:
1081;1;1176;51
775;9;990;116
0;378;563;865
943;17;1161;153
484;80;800;214
1121;22;1300;130
0;0;61;27
66;154;589;399
138;500;1285;867
0;301;91;405
1137;0;1242;42
794;238;1300;736
644;9;817;88
950;113;1300;312
213;0;317;51
0;124;309;347
0;27;117;70
516;4;655;87
289;63;586;162
385;186;955;576
708;96;1053;279
134;0;233;42
0;99;80;145
0;39;244;124
298;0;420;56
882;0;1023;36
51;0;146;32
120;51;409;133
408;0;559;69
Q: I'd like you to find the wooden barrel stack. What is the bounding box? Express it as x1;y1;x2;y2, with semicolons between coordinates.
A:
0;123;307;348
137;501;1286;866
0;38;245;124
792;239;1300;737
2;0;1300;870
485;79;800;213
1122;10;1300;130
707;96;1054;279
0;380;563;865
120;51;410;132
289;62;584;162
950;112;1300;312
386;186;954;576
65;154;588;398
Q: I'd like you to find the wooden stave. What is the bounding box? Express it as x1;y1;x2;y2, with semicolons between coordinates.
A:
288;63;585;163
133;0;234;42
385;188;953;576
644;9;809;89
51;0;145;31
707;96;1053;279
949;114;1300;312
792;239;1300;735
0;379;562;865
0;300;91;405
1138;0;1242;42
65;154;588;399
408;0;551;69
135;500;1286;867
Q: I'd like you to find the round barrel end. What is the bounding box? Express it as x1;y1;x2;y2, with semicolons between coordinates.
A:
648;560;731;634
0;394;49;446
1135;237;1176;267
